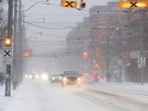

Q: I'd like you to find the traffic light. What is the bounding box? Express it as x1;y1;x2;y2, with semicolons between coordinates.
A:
94;63;99;68
24;52;29;58
96;47;100;58
83;51;88;59
3;37;12;47
119;1;148;8
24;49;33;58
80;2;86;9
28;49;32;56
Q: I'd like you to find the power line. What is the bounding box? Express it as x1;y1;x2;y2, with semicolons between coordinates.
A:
23;20;79;29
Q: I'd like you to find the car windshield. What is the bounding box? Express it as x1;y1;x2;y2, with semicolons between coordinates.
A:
52;74;60;76
64;71;79;76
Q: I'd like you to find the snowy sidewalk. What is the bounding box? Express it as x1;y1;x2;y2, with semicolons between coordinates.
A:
0;85;19;111
98;80;148;92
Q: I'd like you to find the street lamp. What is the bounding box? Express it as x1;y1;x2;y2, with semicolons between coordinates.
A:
27;32;42;40
116;27;122;83
22;0;49;12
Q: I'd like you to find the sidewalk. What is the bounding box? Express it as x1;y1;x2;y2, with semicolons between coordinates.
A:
98;79;148;93
0;85;18;111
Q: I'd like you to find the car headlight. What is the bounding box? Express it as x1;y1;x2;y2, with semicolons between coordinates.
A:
63;77;67;81
41;74;48;80
35;74;39;79
52;78;55;80
29;75;32;79
25;75;28;78
77;77;81;81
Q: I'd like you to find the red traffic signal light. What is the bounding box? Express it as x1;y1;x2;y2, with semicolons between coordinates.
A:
24;49;33;58
83;51;88;59
3;38;12;47
24;52;29;58
94;63;99;68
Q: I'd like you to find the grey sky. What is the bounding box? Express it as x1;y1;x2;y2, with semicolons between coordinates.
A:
22;0;118;53
23;0;118;38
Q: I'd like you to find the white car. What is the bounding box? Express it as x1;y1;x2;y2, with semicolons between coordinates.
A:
82;73;94;84
50;74;62;83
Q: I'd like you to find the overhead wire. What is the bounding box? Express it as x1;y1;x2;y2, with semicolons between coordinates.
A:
23;0;122;57
23;20;80;29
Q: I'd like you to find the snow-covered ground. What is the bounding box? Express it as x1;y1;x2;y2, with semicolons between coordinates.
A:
0;79;148;111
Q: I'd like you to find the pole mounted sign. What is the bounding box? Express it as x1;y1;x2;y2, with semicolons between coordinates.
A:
119;1;148;8
61;0;77;8
3;48;12;57
3;47;12;63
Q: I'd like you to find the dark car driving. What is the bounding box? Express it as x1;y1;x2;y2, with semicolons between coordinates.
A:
61;71;82;87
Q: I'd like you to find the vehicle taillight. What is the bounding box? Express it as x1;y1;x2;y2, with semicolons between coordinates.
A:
98;76;100;79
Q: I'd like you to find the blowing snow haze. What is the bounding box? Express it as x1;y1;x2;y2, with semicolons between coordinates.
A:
0;0;148;111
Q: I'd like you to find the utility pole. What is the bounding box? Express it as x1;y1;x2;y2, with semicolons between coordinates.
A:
5;0;13;97
13;0;18;89
18;0;23;84
118;27;122;83
140;11;144;85
106;27;110;82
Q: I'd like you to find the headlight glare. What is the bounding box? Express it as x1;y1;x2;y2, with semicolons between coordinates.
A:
35;74;39;78
41;74;48;80
63;77;67;81
29;75;32;79
77;77;81;81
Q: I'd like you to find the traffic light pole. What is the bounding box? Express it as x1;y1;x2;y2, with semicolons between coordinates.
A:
5;0;13;97
106;27;110;82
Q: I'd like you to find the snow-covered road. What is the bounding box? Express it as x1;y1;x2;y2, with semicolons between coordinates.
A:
1;79;148;111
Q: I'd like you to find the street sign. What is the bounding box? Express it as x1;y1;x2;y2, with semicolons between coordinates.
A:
130;51;140;58
61;0;77;8
3;48;12;58
140;57;146;66
119;1;148;8
137;57;146;68
3;58;12;63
